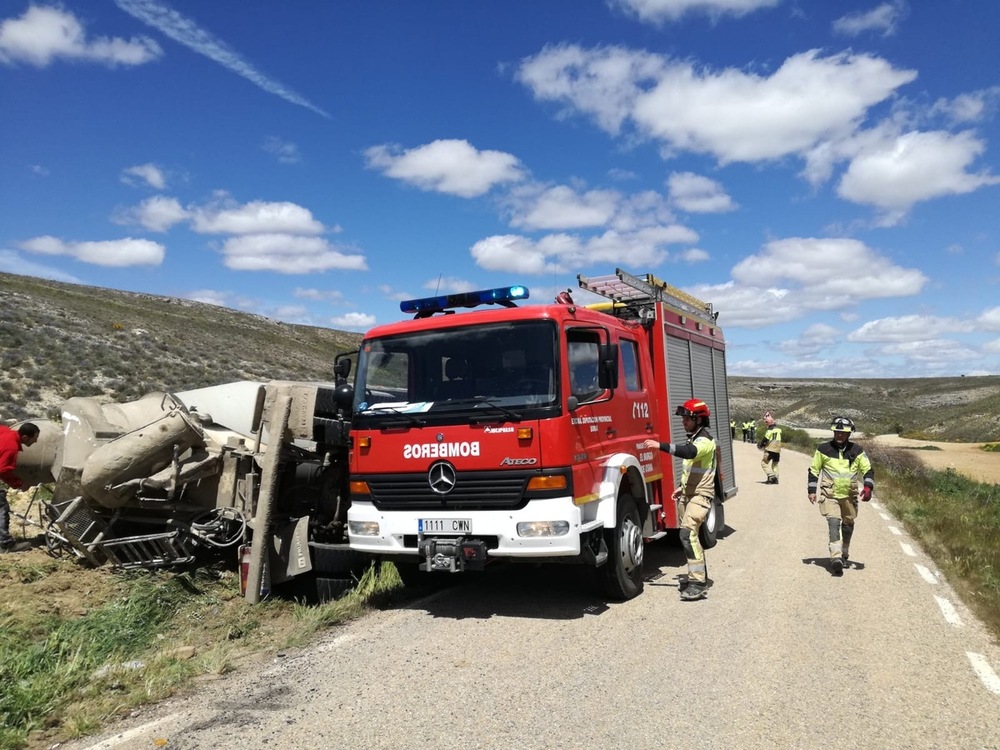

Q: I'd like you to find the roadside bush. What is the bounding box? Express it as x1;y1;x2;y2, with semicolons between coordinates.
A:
861;441;927;479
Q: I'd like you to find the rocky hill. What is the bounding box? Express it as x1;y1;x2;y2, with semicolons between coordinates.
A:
3;272;998;442
1;272;362;422
729;376;1000;442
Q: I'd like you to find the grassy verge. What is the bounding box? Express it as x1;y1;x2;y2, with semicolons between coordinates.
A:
0;561;402;750
783;428;1000;642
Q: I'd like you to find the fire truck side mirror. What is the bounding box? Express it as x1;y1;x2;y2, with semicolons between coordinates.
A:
566;395;580;412
333;355;353;382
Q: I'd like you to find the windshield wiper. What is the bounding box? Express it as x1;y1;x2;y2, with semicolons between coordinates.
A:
461;396;523;424
362;405;426;427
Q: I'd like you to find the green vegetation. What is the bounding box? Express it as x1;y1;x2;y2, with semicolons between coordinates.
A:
982;443;1000;453
782;431;1000;643
0;562;403;750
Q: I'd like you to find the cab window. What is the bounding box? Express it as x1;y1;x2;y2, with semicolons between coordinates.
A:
620;339;641;391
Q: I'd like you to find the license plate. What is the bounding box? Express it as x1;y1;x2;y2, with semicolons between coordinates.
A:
419;518;472;534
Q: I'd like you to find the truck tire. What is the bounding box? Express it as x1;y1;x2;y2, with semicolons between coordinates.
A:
698;499;724;550
598;494;644;600
310;543;373;577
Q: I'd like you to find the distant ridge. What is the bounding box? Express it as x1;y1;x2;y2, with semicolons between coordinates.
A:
3;271;997;441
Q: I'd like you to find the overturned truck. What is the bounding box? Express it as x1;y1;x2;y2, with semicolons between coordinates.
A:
18;357;365;602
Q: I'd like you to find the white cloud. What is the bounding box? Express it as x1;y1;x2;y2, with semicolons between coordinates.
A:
832;2;906;37
365;139;525;198
470;235;559;275
115;195;188;232
113;0;328;117
667;171;737;213
191;199;325;235
0;5;161;67
732;237;926;303
219;234;367;274
294;287;344;302
518;45;917;164
930;89;1000;124
977;307;1000;332
689;237;927;328
330;312;377;330
19;235;164;266
837;130;1000;223
983;338;1000;355
121;163;166;189
876;338;981;365
0;249;82;282
847;314;974;343
610;0;780;24
470;224;694;275
778;323;841;357
678;247;710;262
263;136;301;164
422;277;477;294
508;185;620;230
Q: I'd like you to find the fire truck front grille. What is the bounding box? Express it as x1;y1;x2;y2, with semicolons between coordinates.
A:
364;470;531;511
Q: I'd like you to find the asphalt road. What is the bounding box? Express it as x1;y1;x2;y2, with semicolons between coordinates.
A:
73;441;1000;750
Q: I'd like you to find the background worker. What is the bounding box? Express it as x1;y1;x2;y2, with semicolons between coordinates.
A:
730;418;736;440
757;411;782;484
808;416;874;576
0;422;39;553
642;398;717;601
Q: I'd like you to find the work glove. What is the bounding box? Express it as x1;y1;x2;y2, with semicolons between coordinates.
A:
859;486;872;502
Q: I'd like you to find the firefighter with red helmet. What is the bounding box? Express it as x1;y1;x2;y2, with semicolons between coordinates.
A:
643;398;716;601
808;416;875;576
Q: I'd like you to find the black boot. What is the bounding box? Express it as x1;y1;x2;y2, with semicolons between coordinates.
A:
680;582;707;600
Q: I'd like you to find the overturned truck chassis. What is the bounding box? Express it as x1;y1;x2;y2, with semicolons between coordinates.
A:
27;379;354;601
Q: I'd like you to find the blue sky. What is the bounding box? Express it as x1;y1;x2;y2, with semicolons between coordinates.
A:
2;0;1000;378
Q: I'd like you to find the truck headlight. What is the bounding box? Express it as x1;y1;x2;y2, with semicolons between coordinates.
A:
516;521;570;537
349;521;380;536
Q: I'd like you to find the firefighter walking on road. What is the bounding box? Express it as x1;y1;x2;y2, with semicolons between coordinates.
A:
643;398;717;601
808;416;875;576
758;412;782;484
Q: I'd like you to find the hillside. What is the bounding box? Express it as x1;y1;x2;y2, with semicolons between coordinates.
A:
0;272;362;422
3;271;998;442
729;376;1000;442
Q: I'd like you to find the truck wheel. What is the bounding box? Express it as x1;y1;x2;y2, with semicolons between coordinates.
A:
598;494;644;600
311;544;373;577
698;499;724;550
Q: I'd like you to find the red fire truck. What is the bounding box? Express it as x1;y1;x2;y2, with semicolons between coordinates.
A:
346;268;737;599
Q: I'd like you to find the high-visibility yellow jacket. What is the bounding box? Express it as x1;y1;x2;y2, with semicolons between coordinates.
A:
674;428;717;501
759;425;782;453
808;440;875;500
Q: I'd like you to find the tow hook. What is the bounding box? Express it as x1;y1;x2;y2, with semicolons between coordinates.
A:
417;536;488;572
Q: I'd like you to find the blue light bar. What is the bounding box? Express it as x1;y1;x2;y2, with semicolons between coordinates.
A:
400;285;529;315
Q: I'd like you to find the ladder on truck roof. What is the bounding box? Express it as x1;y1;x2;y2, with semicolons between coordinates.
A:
577;267;718;324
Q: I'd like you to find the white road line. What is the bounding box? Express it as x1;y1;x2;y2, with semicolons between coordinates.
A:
934;595;963;627
900;542;917;557
879;512;891;521
888;525;903;536
914;564;938;584
80;715;177;749
967;652;1000;695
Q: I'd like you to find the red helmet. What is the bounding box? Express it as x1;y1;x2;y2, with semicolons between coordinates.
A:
675;398;710;419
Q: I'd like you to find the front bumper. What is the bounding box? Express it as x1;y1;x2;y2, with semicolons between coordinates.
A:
347;496;588;558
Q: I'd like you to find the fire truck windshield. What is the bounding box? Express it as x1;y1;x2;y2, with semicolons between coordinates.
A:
353;320;560;425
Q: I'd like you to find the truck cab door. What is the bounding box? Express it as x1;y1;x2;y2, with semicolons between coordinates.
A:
565;327;612;503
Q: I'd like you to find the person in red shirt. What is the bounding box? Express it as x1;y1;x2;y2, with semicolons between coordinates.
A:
0;422;39;552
